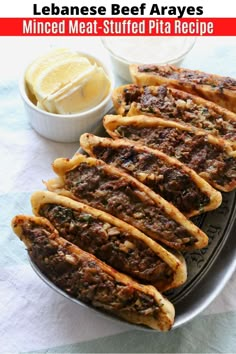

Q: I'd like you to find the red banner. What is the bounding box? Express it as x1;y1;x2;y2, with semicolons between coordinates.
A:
0;17;236;36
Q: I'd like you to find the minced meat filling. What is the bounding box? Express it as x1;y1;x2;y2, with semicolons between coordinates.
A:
39;203;174;283
121;86;142;114
122;86;236;141
115;125;236;187
22;222;161;317
138;65;236;90
62;163;195;246
92;145;210;216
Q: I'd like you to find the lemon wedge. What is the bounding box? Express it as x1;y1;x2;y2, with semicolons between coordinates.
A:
34;57;92;103
25;48;111;114
25;48;78;95
44;65;111;114
37;100;48;111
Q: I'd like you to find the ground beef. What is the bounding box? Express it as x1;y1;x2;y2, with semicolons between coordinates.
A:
122;85;236;142
123;86;142;104
23;221;161;317
62;162;197;248
92;145;210;217
138;65;236;90
39;203;174;284
115;125;236;187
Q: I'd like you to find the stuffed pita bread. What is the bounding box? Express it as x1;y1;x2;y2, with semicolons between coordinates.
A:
12;214;175;331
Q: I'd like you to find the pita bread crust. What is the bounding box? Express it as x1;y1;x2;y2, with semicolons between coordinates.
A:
130;64;236;114
12;214;175;331
31;190;187;291
80;132;221;218
112;84;236;150
103;114;236;192
79;133;210;250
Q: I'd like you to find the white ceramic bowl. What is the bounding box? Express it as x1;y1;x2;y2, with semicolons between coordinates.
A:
19;52;114;143
101;37;196;82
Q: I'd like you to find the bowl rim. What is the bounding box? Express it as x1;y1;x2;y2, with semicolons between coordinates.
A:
19;50;115;120
101;37;196;66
